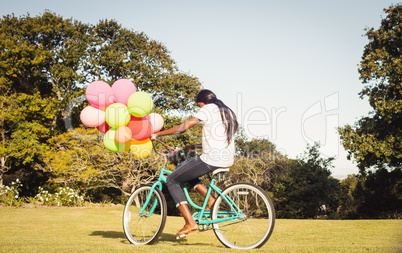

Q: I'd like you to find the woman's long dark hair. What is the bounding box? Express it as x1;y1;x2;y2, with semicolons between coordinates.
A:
196;89;238;145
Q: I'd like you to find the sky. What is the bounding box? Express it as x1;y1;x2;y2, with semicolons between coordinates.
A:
1;0;399;177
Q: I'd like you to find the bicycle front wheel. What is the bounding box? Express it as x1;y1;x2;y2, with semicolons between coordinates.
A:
212;183;275;249
123;184;167;245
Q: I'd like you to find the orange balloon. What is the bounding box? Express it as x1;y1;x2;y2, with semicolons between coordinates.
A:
115;126;132;144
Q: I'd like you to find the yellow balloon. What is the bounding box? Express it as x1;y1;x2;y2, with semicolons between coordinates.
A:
126;139;153;158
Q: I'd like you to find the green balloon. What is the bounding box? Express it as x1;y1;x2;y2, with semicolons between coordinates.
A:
127;91;153;117
105;103;130;129
103;129;126;152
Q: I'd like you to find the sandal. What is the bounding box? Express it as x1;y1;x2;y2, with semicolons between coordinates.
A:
175;223;199;239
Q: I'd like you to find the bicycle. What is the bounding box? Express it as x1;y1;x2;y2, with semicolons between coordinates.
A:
122;140;275;249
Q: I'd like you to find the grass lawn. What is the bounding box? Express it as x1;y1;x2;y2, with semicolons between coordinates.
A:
0;206;401;253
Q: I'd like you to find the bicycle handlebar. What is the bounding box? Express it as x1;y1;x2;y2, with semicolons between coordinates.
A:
151;139;202;158
151;139;182;157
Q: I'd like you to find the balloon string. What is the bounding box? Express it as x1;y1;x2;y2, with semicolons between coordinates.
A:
156;139;176;150
151;139;181;159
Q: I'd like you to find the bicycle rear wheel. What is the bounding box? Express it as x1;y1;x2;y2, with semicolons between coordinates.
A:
212;182;275;249
123;184;167;245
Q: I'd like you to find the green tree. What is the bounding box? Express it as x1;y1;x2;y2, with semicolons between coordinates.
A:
44;128;166;199
273;143;337;219
354;168;401;218
236;135;277;159
338;4;402;172
87;19;201;113
0;12;202;189
336;174;361;218
230;137;289;190
0;12;90;185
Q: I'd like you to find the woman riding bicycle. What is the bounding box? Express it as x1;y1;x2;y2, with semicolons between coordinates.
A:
151;89;238;239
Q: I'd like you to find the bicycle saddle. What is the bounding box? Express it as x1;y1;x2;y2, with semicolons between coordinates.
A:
211;168;229;181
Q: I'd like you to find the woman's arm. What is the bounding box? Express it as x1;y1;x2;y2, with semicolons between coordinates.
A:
152;117;200;139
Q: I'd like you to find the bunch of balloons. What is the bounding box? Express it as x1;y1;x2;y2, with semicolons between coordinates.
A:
80;79;164;158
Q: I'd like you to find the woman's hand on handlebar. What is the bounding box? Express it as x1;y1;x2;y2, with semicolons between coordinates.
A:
150;134;157;141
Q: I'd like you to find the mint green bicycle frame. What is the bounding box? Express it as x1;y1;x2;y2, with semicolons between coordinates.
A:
139;166;243;226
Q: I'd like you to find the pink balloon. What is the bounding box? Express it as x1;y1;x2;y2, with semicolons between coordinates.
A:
149;113;164;133
127;116;152;141
96;121;111;134
80;106;105;127
115;126;132;144
85;81;115;108
112;79;136;105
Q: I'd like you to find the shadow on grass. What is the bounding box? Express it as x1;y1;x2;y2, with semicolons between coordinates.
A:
90;230;126;239
89;231;216;247
157;232;217;247
158;232;176;242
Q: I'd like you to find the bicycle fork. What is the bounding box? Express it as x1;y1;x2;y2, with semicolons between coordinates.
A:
138;168;172;217
139;181;163;217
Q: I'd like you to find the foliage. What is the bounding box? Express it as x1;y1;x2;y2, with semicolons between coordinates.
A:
334;174;361;218
0;178;23;206
87;19;202;113
1;10;400;219
0;12;90;185
227;136;289;190
338;4;402;172
35;186;84;207
228;154;288;191
0;11;201;189
273;143;337;218
329;169;402;219
236;135;277;159
43;127;164;199
353;168;402;218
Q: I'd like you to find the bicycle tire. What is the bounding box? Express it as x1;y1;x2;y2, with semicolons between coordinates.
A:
123;184;167;245
212;182;275;249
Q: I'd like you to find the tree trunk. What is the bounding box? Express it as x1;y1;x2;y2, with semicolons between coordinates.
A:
0;156;9;187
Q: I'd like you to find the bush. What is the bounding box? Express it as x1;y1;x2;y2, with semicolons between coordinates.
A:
0;179;24;206
35;186;84;207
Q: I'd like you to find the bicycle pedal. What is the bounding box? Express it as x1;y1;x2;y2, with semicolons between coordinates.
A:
199;225;210;232
176;234;187;240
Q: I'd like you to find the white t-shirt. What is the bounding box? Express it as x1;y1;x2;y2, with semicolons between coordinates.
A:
194;103;235;167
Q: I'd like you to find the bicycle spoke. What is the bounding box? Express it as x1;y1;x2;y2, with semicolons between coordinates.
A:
212;183;275;249
123;185;167;245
